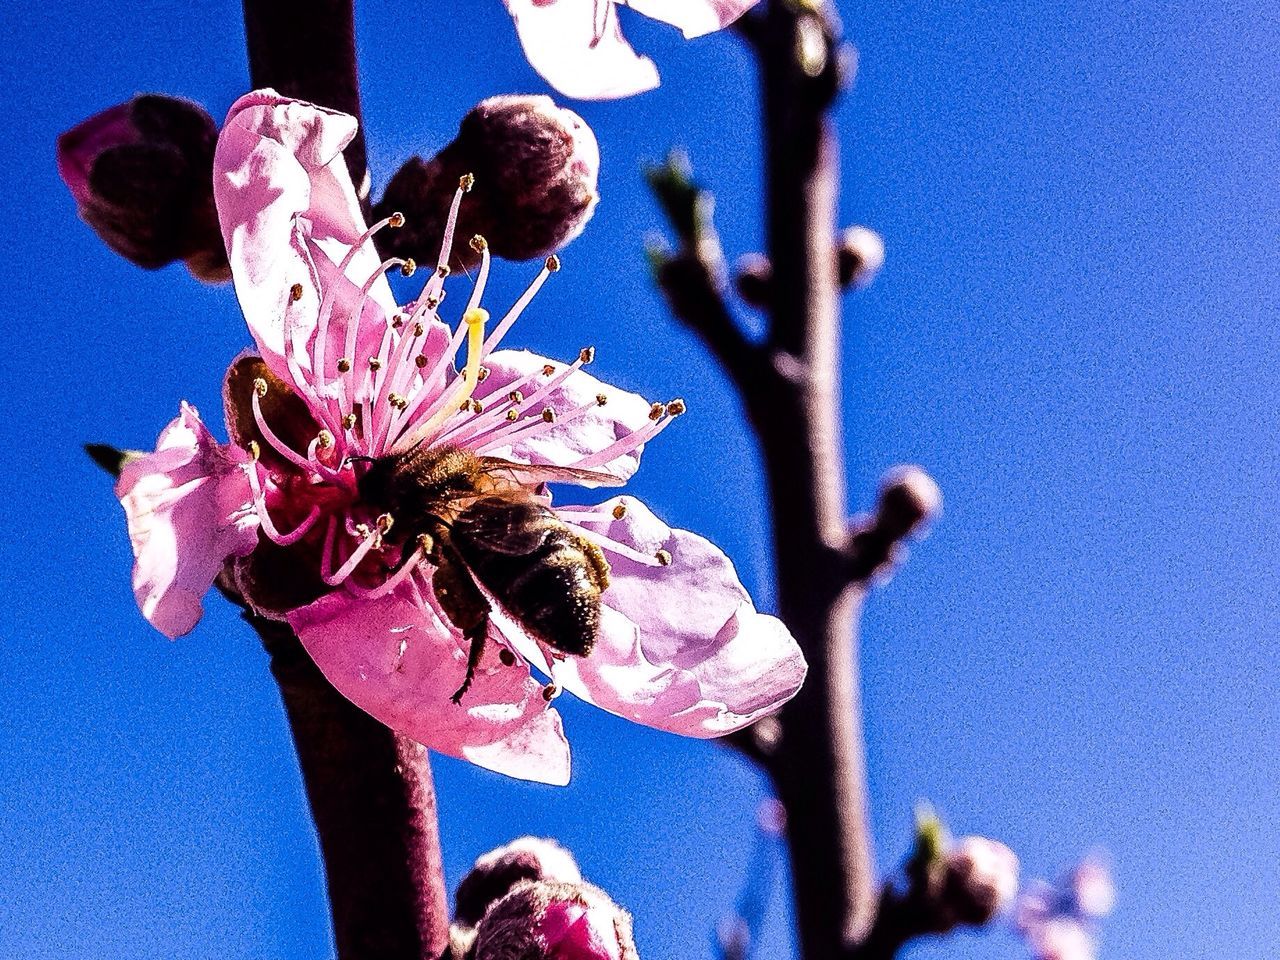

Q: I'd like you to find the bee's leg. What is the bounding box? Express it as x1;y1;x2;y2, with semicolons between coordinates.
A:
454;620;488;705
431;547;490;704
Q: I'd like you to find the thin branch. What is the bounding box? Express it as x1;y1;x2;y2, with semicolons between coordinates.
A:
247;614;450;960
241;0;369;203
653;254;766;389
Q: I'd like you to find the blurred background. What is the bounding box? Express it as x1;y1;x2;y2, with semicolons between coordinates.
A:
2;0;1277;957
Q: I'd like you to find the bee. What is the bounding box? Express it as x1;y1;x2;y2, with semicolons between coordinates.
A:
355;444;613;703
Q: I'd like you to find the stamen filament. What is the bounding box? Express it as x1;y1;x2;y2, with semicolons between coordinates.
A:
389;308;488;453
322;528;382;586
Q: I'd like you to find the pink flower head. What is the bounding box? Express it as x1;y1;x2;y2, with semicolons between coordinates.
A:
504;0;760;99
114;90;805;785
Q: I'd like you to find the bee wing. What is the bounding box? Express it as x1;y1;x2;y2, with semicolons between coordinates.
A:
453;495;557;557
478;456;627;489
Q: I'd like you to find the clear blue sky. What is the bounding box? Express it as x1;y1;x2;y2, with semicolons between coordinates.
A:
2;1;1276;958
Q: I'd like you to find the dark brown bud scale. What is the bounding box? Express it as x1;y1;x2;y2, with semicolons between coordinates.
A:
372;95;600;271
57;94;228;281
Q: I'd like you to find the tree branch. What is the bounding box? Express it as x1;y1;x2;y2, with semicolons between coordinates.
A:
241;0;369;202
247;614;449;960
235;6;445;955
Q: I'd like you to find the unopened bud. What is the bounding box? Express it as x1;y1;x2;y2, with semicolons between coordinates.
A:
734;253;772;308
57;95;228;281
838;226;885;289
474;881;637;960
943;836;1020;925
877;465;942;540
373;95;599;271
456;837;583;928
1027;918;1097;960
1071;857;1115;918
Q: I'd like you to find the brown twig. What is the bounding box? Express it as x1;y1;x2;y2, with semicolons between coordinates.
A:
242;0;369;203
237;3;446;956
247;613;450;960
653;3;943;959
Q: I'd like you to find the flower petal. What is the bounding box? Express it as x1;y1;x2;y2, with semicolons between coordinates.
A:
474;349;654;483
116;402;259;638
287;581;572;785
499;497;806;736
504;0;661;100
625;0;760;38
214;90;395;404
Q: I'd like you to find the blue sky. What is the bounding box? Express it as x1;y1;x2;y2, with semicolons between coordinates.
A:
2;1;1277;958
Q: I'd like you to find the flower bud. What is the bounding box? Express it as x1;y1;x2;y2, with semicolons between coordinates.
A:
474;881;637;960
1029;918;1097;960
373;95;599;271
456;837;583;928
57;94;228;281
1071;857;1115;918
837;225;885;289
943;836;1019;925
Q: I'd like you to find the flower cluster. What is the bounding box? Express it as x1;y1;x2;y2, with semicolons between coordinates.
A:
115;90;805;785
1015;856;1115;960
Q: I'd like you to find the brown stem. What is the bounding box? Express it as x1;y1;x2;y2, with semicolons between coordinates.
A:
241;0;368;201
248;613;449;960
751;4;876;957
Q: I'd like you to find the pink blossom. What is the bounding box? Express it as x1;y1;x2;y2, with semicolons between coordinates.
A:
114;90;805;785
1014;855;1113;960
116;402;258;639
503;0;760;100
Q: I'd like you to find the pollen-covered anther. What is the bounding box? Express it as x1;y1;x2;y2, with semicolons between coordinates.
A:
354;523;371;538
542;364;556;377
579;346;595;364
391;314;405;328
437;265;451;279
666;398;687;416
388;393;407;410
459;172;475;192
342;413;358;429
470;234;489;252
612;503;627;520
542;683;561;702
508;390;525;404
499;648;517;667
369;358;383;371
545;254;561;272
655;549;673;566
648;402;665;421
472;399;485;414
399;258;417;277
247;440;261;460
506;409;519;422
289;282;304;302
337;358;352;373
416;532;432;551
477;366;490;382
413;322;424;337
377;513;395;534
388;211;406;228
253;377;269;398
415;355;429;369
425;295;441;310
595;393;608;406
541;407;556;424
316;430;334;449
